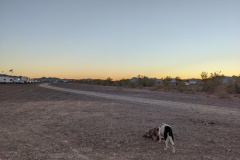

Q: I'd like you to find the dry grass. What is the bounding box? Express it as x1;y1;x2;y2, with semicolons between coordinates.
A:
214;85;230;99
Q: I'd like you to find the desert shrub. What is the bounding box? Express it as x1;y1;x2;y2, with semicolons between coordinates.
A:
93;79;103;85
214;85;230;99
201;71;224;93
176;81;188;92
105;77;113;85
153;76;193;92
135;75;155;88
150;84;161;91
117;79;131;87
163;76;172;86
200;71;208;80
225;79;236;94
130;82;137;88
144;78;155;87
225;76;240;94
174;77;197;93
235;76;240;94
175;76;181;85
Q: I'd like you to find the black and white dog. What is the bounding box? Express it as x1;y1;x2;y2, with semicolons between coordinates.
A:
158;123;175;153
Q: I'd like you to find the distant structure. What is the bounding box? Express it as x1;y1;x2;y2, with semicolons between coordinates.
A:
0;74;32;84
0;74;13;83
34;77;72;83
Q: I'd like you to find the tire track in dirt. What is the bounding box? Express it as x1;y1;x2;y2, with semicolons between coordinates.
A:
39;83;240;116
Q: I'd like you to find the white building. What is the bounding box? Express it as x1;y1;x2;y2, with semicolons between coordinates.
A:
0;75;13;83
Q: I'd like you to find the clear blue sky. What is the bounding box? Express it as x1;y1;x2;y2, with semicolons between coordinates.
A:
0;0;239;79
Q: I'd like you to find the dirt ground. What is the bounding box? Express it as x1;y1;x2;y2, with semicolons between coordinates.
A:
0;83;240;160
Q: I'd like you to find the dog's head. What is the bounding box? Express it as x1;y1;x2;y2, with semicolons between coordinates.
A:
143;127;159;138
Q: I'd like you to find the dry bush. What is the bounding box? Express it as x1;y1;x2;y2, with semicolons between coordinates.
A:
151;82;201;94
175;82;187;93
150;84;163;91
174;81;201;93
151;82;177;92
201;72;223;93
224;77;240;94
162;76;172;87
235;77;240;94
214;85;230;99
225;80;236;94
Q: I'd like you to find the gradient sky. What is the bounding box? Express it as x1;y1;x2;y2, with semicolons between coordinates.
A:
0;0;239;80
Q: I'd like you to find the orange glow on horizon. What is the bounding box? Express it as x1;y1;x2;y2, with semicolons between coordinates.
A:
4;69;239;81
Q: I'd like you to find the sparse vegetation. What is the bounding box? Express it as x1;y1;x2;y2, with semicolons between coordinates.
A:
214;85;230;99
225;75;240;94
199;71;240;97
75;72;240;97
201;71;224;93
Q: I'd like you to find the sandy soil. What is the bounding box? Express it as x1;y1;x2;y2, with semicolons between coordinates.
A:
0;83;240;160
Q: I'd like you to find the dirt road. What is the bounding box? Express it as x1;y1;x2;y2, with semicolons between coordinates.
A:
40;83;240;116
1;83;240;160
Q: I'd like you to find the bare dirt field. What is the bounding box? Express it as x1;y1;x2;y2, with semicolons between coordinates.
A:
1;83;240;160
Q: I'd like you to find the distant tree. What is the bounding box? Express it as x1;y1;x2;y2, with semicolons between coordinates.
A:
235;76;240;94
163;76;171;86
201;71;224;92
210;71;223;78
137;75;144;87
201;72;208;80
118;78;131;87
106;77;113;85
175;76;181;85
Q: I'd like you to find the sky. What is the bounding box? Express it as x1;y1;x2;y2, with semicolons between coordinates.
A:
0;0;239;80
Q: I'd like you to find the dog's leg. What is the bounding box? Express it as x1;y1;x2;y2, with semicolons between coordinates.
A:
158;135;162;142
163;129;169;151
169;136;175;153
164;136;169;151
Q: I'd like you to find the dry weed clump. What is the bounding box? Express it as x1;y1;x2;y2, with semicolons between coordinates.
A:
214;85;230;99
150;84;162;91
224;77;240;94
183;84;201;93
225;80;236;94
149;82;201;94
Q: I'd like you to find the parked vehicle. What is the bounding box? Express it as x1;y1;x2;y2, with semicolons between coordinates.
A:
13;77;21;83
19;76;31;83
0;76;13;83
